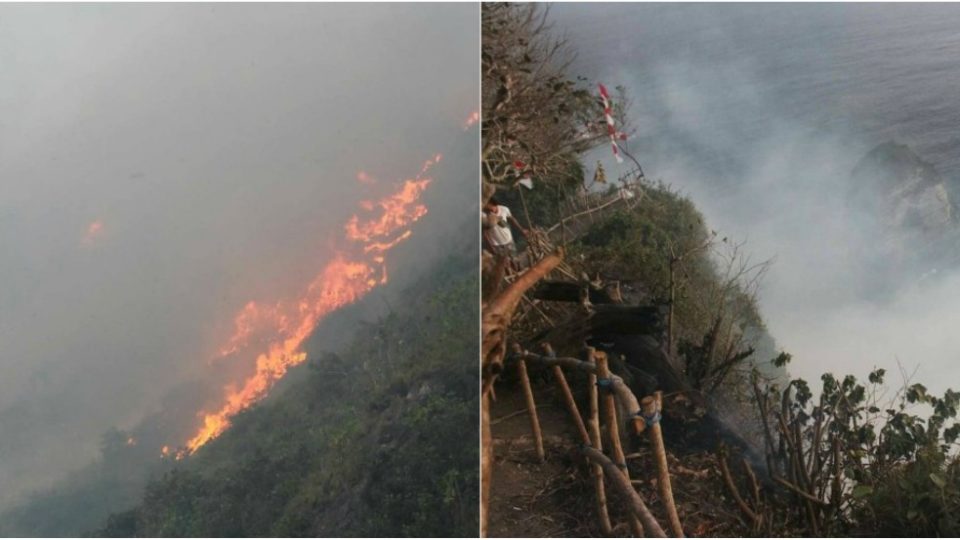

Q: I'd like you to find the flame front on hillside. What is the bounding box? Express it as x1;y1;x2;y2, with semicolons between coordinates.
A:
179;155;440;455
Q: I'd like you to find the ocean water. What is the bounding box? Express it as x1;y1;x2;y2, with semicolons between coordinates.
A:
556;3;960;181
552;4;960;394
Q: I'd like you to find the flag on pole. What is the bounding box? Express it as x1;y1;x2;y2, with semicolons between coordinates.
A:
598;83;623;164
513;159;533;190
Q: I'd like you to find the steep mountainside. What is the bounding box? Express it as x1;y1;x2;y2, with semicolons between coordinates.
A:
97;249;478;537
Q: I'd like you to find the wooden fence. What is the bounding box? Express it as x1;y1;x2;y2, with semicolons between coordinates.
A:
482;168;687;538
501;342;686;538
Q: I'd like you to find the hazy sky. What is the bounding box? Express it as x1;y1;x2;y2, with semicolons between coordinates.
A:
0;3;477;505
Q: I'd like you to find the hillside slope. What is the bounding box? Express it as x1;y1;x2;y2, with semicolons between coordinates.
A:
95;248;478;537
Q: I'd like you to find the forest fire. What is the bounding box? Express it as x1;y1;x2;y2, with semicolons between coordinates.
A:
463;110;480;130
181;155;440;454
82;219;104;246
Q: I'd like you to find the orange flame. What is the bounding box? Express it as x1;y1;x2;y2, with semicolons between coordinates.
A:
215;301;291;360
356;170;376;185
181;154;439;454
82;220;104;245
463;110;480;130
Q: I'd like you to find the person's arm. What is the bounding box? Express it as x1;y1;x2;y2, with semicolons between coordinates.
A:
507;214;528;238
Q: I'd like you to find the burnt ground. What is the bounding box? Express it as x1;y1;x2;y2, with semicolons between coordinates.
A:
488;371;756;537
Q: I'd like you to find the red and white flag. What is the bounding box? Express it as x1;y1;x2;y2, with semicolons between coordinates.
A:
598;83;623;164
513;160;534;190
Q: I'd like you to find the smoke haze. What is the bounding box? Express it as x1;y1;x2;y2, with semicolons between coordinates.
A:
0;3;477;508
552;3;960;396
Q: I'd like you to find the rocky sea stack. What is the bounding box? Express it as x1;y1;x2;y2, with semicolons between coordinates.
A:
849;141;957;236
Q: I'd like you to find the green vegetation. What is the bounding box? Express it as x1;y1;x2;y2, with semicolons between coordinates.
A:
570;181;779;395
95;253;478;537
0;418;179;536
749;363;960;536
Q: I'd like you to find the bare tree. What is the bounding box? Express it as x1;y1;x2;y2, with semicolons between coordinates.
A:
665;232;717;356
482;3;631;190
679;239;773;394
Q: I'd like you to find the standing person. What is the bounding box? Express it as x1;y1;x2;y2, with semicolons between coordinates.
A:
482;197;527;268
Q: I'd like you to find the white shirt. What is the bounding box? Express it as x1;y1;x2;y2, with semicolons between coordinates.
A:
483;205;514;246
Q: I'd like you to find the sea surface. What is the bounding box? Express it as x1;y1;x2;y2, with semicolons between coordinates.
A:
553;3;960;394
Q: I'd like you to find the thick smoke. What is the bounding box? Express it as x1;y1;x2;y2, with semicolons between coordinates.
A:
552;4;960;397
0;3;477;509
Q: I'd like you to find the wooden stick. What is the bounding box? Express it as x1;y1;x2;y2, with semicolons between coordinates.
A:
542;344;590;445
641;392;684;537
597;352;645;537
587;347;614;536
717;448;761;526
515;348;596;373
741;457;762;511
608;377;642;436
517;357;545;462
516;346;641;435
582;446;667;538
520;294;554;326
771;475;830;506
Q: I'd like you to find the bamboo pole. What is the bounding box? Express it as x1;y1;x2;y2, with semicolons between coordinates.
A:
517;357;545;462
587;347;614;536
583;446;667;538
515;348;596;372
542;344;590;445
482;250;563;366
597;352;645;537
640;392;684;537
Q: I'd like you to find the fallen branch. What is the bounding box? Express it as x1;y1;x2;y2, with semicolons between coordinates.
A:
717;447;761;527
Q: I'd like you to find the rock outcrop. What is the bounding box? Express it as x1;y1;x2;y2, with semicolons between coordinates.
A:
849;141;957;238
